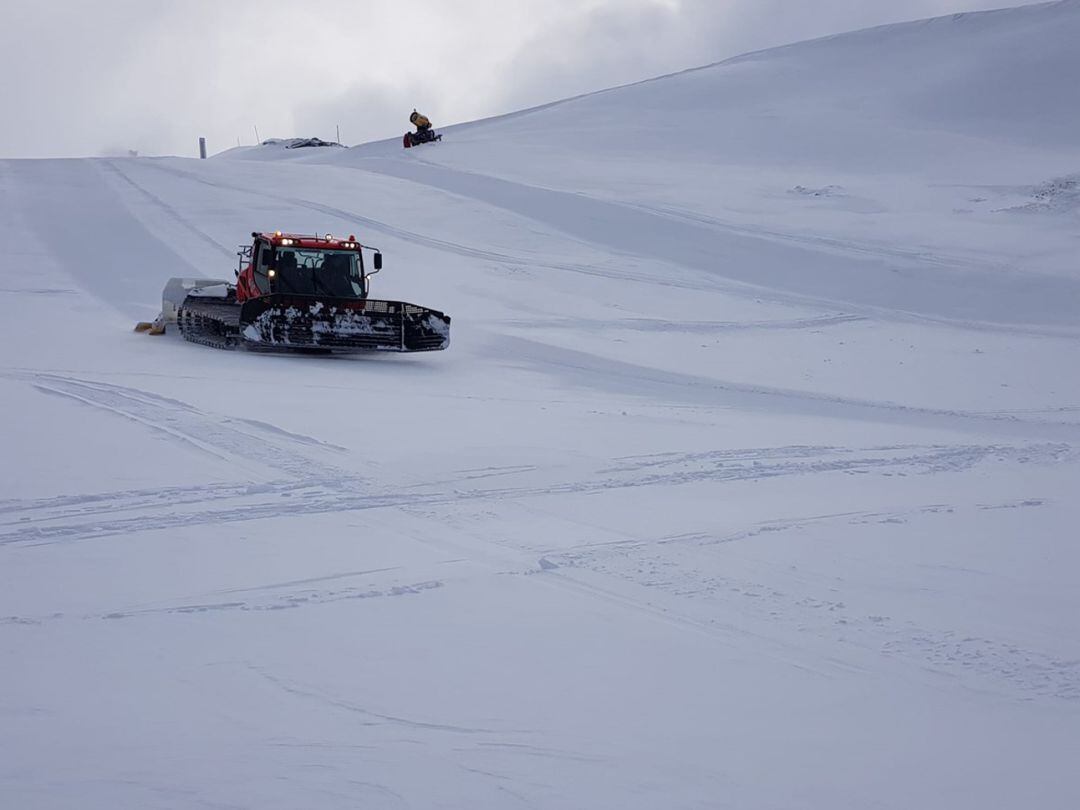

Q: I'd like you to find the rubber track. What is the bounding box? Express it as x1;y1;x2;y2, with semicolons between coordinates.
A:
178;298;242;350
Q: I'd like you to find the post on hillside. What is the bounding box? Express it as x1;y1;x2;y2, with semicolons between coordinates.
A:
199;137;207;159
336;125;341;144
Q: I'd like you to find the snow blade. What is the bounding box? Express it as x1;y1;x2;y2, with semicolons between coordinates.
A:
136;277;232;336
133;318;166;335
239;295;450;352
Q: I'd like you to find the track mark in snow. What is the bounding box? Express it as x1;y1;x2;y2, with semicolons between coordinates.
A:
545;504;1080;703
101;160;236;258
473;741;604;764
211;566;404;595
133;160;737;294
496;313;865;334
977;498;1045;510
627;199;995;273
0;370;382;546
0;287;77;296
495;333;1080;440
30;382;234;465
252;666;522;736
2;159;201;311
881;632;1080;702
0;479;324;526
232;417;348;451
449;464;540;482
521;561;840;678
351;156;1080;330
11;371;355;480
0;441;1070;547
599;444;1053;483
100;579;443;619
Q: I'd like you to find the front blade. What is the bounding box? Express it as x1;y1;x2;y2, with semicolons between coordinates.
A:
239;295;450;352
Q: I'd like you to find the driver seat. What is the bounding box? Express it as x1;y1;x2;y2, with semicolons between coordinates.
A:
274;251;305;293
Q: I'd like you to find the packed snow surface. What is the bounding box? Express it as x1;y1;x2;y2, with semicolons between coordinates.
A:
3;3;1080;808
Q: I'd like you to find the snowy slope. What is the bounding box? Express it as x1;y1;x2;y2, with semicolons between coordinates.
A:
2;4;1080;809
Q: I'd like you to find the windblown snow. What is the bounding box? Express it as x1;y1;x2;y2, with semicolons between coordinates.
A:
2;3;1079;808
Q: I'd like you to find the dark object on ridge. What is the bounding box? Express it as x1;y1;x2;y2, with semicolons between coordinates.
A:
404;110;442;148
285;137;343;149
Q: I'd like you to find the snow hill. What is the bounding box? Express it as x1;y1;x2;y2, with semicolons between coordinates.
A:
2;3;1079;808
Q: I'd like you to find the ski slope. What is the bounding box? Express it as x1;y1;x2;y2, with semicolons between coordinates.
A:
2;3;1079;808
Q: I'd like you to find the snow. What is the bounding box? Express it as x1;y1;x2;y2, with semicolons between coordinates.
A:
2;3;1080;808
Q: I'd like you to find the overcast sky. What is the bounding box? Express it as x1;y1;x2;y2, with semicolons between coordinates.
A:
1;0;1047;158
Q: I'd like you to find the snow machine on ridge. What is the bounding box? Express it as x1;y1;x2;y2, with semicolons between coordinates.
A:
403;129;441;148
135;231;450;353
403;109;442;148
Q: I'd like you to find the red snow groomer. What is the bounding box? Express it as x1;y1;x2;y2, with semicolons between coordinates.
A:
136;231;450;353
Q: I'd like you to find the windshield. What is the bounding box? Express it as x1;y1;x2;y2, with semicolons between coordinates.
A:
271;248;364;297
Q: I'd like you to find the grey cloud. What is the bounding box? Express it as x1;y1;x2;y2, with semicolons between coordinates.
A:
493;0;1051;114
0;0;1051;158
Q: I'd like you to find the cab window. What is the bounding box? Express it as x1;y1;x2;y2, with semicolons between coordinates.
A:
253;242;273;293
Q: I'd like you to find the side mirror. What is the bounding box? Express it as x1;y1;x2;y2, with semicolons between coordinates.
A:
373;252;383;271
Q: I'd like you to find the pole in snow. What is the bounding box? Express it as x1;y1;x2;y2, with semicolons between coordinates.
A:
199;137;207;159
336;124;341;144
